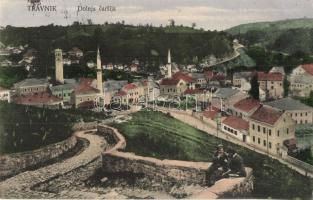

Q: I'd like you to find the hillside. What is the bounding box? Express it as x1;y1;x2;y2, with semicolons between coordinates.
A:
227;18;313;35
0;23;233;75
226;18;313;54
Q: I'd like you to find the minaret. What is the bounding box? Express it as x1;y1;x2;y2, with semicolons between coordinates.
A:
96;47;103;94
167;49;172;78
55;49;64;84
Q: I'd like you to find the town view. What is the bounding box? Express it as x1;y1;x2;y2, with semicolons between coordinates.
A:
0;0;313;199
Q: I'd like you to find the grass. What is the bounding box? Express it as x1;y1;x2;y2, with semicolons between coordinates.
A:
112;110;313;199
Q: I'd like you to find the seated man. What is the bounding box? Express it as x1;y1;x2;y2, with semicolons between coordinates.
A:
205;144;229;186
223;148;246;177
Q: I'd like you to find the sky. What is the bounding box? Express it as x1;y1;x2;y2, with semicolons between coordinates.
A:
1;0;313;30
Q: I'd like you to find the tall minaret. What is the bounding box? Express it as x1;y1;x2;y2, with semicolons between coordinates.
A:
55;49;64;84
167;49;172;78
96;47;103;94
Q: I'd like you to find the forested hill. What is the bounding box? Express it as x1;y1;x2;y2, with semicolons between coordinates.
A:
226;18;313;54
0;23;233;66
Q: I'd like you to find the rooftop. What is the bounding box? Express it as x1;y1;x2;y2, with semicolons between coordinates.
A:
15;92;62;105
75;78;100;95
222;116;249;131
265;97;312;111
215;88;239;99
160;78;180;86
258;72;283;81
202;107;220;119
50;84;75;92
233;71;254;79
123;83;138;91
301;64;313;76
14;78;49;88
172;71;194;83
250;106;283;125
233;98;261;113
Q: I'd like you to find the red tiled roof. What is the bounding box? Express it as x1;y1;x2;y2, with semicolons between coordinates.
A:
172;71;194;83
115;90;127;97
160;78;180;86
233;98;261;113
184;88;202;95
202;107;220;119
123;83;137;91
250;106;283;125
204;71;214;79
258;72;283;81
15;92;62;105
301;64;313;76
222;116;249;131
75;78;100;95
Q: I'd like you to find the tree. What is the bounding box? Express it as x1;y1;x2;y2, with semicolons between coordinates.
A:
283;76;290;97
191;22;196;29
249;75;259;100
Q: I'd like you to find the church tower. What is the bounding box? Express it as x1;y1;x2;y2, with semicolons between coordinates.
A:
167;49;172;78
55;49;64;84
96;47;103;94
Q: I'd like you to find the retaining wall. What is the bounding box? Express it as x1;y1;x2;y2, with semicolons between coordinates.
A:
99;124;254;198
0;136;77;179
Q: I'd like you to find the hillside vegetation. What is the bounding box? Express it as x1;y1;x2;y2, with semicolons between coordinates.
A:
0;23;233;74
112;110;312;199
226;18;313;54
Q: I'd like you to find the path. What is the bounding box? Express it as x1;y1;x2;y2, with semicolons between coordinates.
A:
0;130;108;198
154;107;313;178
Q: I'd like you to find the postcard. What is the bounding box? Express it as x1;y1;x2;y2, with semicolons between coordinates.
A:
0;0;312;199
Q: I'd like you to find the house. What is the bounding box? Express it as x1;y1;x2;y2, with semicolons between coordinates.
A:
87;61;95;68
14;92;63;109
258;72;284;100
0;87;10;102
68;47;83;58
112;82;146;104
142;78;160;102
129;64;139;72
63;58;71;65
212;88;248;112
269;66;285;76
222;116;250;143
23;48;37;60
232;71;254;88
104;63;114;70
191;73;207;88
50;84;76;104
248;105;296;156
72;78;101;108
103;80;128;104
159;71;195;97
230;98;261;119
14;78;49;95
265;97;313;124
289;64;313;97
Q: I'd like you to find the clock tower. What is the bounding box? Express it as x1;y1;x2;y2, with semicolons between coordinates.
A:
55;49;64;84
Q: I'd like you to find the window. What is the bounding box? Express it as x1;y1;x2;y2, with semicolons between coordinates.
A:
277;130;280;137
253;136;255;142
300;113;303;117
224;126;227;130
269;142;272;149
287;128;289;134
295;113;298;117
269;130;271;136
263;140;266;147
258;138;260;144
305;112;308;116
263;127;266;134
258;126;260;132
252;124;255;130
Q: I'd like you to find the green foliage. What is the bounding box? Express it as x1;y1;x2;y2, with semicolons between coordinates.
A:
0;24;233;76
292;148;313;165
113;110;312;199
249;75;259;100
227;18;313;54
0;102;76;154
0;67;28;88
300;91;313;107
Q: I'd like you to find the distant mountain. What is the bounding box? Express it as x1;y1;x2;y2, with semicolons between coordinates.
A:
227;18;313;35
226;18;313;54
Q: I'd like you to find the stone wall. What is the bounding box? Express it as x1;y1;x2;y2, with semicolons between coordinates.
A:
72;121;98;131
0;136;77;179
99;124;254;198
